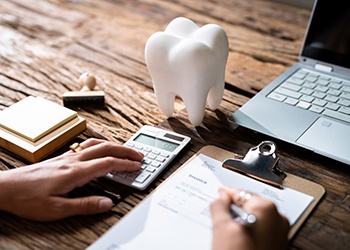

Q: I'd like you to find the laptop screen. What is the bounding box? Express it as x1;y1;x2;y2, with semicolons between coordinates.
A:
302;0;350;69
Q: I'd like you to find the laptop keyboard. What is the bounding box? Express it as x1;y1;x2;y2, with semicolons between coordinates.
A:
267;68;350;123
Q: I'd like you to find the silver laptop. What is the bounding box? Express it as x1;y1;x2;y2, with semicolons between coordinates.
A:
229;0;350;165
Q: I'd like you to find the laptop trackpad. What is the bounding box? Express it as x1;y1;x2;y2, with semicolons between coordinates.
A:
297;117;350;162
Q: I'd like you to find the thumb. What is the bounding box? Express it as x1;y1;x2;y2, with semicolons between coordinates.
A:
210;189;232;222
54;196;113;219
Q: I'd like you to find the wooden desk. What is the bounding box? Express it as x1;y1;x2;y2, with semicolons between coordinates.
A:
0;0;349;249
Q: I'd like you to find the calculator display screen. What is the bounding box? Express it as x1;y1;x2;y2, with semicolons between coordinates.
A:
134;134;179;152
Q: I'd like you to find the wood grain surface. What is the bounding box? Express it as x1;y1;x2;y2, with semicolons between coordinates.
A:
0;0;349;249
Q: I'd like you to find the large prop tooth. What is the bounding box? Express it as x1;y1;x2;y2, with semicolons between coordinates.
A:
145;17;229;126
208;79;225;110
152;78;176;117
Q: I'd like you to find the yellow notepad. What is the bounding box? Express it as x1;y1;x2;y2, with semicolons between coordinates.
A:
0;96;77;142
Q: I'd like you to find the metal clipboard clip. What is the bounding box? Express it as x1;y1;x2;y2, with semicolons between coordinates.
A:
222;141;287;189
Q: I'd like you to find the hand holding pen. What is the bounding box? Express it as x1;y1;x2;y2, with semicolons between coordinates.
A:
227;190;255;225
210;187;290;250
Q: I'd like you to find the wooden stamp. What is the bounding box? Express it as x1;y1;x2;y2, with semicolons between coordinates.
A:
62;72;105;108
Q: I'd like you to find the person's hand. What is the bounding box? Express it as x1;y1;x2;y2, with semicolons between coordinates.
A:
210;187;290;250
0;138;143;221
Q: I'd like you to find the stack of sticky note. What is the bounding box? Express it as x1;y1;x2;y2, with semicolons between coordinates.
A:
0;96;86;162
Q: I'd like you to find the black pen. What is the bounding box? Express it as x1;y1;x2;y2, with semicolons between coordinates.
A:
230;204;256;225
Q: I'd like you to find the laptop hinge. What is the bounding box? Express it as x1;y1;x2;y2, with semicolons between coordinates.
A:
314;63;333;73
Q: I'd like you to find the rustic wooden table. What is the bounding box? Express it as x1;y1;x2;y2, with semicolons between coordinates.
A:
0;0;349;249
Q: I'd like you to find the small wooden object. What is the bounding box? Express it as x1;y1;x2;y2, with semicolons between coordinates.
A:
62;72;105;108
0;96;86;163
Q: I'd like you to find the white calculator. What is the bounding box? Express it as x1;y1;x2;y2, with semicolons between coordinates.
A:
105;125;191;190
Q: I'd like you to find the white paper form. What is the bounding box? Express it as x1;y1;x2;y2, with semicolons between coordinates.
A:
88;154;314;250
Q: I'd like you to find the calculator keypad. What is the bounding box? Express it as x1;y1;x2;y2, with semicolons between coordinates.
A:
105;142;173;189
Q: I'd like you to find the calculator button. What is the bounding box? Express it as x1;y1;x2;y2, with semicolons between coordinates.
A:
116;172;127;178
126;172;140;180
140;150;149;156
134;144;143;150
143;159;152;164
151;161;161;168
147;153;157;160
125;142;135;148
146;166;156;173
135;172;151;183
143;146;152;152
151;149;160;155
155;156;166;162
160;152;170;157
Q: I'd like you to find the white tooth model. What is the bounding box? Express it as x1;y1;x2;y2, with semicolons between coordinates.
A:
145;17;229;126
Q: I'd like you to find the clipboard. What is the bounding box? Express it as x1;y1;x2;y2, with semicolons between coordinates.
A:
195;144;325;239
88;143;325;250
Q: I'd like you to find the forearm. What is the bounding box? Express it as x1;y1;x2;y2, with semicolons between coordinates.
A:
0;170;12;212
